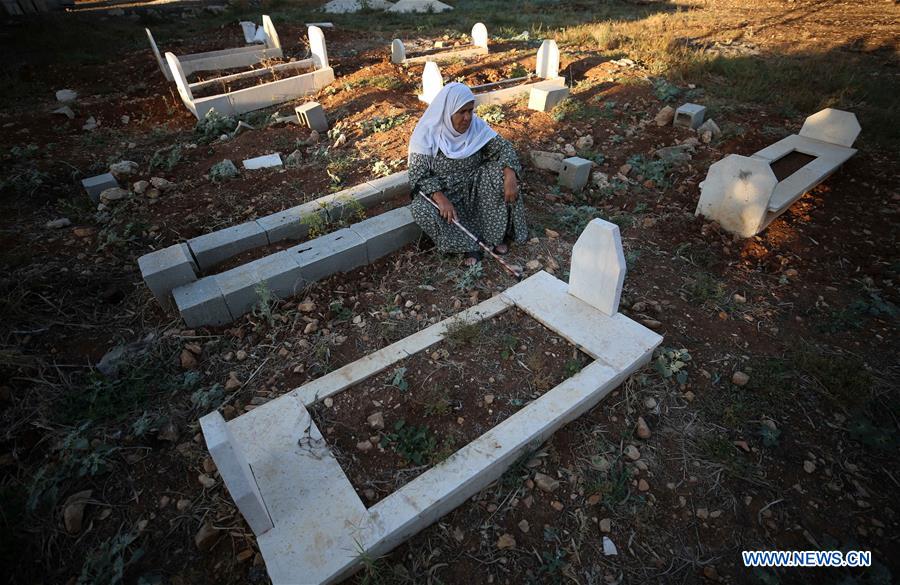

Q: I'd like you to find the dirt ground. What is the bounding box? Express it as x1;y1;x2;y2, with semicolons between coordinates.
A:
0;1;898;584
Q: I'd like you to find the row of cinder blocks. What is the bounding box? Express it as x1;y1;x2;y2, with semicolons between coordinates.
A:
173;206;422;327
138;171;411;307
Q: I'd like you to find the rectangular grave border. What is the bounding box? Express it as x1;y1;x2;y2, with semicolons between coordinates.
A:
137;171;410;309
419;39;563;106
147;15;283;83
199;218;664;584
167;25;334;120
391;22;488;65
695;107;860;238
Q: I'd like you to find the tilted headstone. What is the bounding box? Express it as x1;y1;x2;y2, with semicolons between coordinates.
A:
308;25;328;69
695;154;778;238
799;108;861;148
567;218;626;316
262;15;280;50
535;39;559;79
240;21;257;44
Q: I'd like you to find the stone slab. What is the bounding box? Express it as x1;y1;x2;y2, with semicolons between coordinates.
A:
558;156;592;192
200;411;274;535
173;277;233;328
287;228;367;284
387;0;451;13
348;206;421;263
567;219;625;316
138;243;199;306
530;150;565;172
799;108;861;148
694;154;778;238
243;153;283;170
188;221;269;271
474;76;565;107
528;81;569;112
81;173;119;203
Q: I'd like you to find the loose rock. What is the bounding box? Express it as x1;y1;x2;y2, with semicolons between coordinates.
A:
56;89;78;103
367;412;384;430
150;177;175;191
109;160;139;179
599;517;612;533
198;474;215;488
63;489;92;534
624;445;641;461
99;187;129;203
575;135;594;150
635;416;651;439
655;105;675;126
732;371;750;386
356;440;373;452
133;180;149;195
517;519;530;533
195;521;219;551
496;533;516;549
534;472;560;493
45;218;72;229
638;478;650;492
180;349;198;370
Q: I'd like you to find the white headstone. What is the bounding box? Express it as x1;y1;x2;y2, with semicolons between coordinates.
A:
391;39;406;64
536;39;559;79
695;154;777;238
308;26;329;69
421;61;444;104
164;52;197;117
240;21;257;44
799;108;861;148
144;29;172;81
472;23;488;49
200;411;274;535
387;0;452;13
567;218;626;316
261;15;280;49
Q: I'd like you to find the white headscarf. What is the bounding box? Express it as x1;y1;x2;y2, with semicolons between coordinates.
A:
408;82;497;161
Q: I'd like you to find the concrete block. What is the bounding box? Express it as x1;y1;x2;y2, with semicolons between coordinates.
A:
799;107;861;148
694;154;777;238
420;61;444;104
535;39;560;79
567;219;625;317
365;171;411;201
243;153;283;170
81;173;119;203
558;156;592;192
188;221;269;271
200;411;274;535
674;103;706;129
348;206;421;263
325;183;381;220
216;251;306;317
287;228;366;284
295;102;329;132
256;205;312;243
528;81;569;112
138;243;199;306
173;277;233;328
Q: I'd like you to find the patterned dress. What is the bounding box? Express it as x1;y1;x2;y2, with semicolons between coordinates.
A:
409;135;527;254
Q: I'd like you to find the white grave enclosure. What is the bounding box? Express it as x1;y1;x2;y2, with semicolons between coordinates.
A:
391;23;488;65
200;218;663;584
419;39;564;106
147;15;283;82
695;108;860;237
166;26;335;120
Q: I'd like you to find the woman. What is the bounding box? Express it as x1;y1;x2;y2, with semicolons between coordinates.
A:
408;82;527;266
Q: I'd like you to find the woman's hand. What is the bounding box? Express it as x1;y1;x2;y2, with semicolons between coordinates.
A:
432;191;457;224
503;167;518;204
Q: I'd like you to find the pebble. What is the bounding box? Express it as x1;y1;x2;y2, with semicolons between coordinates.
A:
803;460;816;474
197;474;215;488
176;498;191;511
643;397;657;410
236;549;254;563
304;322;318;334
82;116;98;131
732;371;750;386
56;88;78;103
654;105;675;126
575;135;594;150
683;390;695;402
45;218;71;229
624;445;641;461
224;373;241;392
602;536;618;556
356;440;373;452
517;519;530;533
297;301;316;312
484;394;494;405
496;533;516;549
324;397;334;408
150;177;175;191
784;268;799;278
99;187;129;203
635;416;651;439
73;226;96;238
551;501;564;511
236;350;248;361
733;293;747;304
696;507;709;520
63;490;92;534
109;160;138;179
637;479;650;492
544;228;559;239
525;259;542;271
367;411;384;430
133;180;149;194
159;495;170;508
599;518;611;533
180;349;198;370
534;472;560;493
364;489;376;500
194;521;219;551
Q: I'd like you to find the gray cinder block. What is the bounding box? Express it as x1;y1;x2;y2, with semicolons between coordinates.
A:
365;171;410;201
256;204;313;244
349;207;421;262
188;221;269;271
528;82;569;113
82;173;119;203
138;243;199;306
216;251;306;317
559;157;592;192
173;277;233;328
295;102;329;132
288;228;367;284
674;103;706;130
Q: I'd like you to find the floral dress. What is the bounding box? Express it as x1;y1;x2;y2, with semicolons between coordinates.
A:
409;135;527;254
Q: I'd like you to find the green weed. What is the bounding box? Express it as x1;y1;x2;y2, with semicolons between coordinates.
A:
654;347;692;385
476;103;505;124
77;531;144;585
380;420;437;466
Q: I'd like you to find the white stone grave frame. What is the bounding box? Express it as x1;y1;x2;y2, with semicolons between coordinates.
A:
695;108;860;237
166;26;334;120
419;39;564;106
199;219;663;584
391;23;488;65
147;15;283;82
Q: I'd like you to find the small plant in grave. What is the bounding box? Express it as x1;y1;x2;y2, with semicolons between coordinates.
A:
329;299;353;322
654;347;692;384
209;159;239;182
508;62;528;78
475;103;505;124
444;318;483;347
387;367;409;391
499;333;519;360
453;261;484;291
357;113;410;135
77;531;145;585
371;159;401;177
194;108;236;144
652;78;681;102
627;154;670;188
549;97;587;122
380;419;437;466
149;144;182;171
252;281;278;327
758;423;781;448
190;383;224;413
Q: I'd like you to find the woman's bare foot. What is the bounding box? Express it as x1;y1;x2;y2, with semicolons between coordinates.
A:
463;250;483;267
493;243;509;255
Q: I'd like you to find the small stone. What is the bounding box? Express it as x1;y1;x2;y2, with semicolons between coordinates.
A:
298;301;316;312
517;519;530;533
525;259;542;271
56;89;78;103
733;293;746;304
109;160;139;179
198;474;215;488
157;421;179;442
734;440;750;452
703;566;719;581
324;397;334;408
575;135;594;150
180;349;198;370
235;350;248;361
638;479;650;492
195;521;219;551
534;472;559;493
99;187;129;203
551;501;564;511
624;445;641;461
602;536;618;556
592;171;609;188
731;371;750;386
285;149;303;168
356;440;373;452
599;518;611;532
133;180;149;194
209;159;239;181
655;105;675;126
150;177;175;191
496;533;516;549
237;549;254;563
484;394;494;405
363;489;376;500
635;416;651;439
304;322;318;334
784;268;798;278
82;116;98;131
176;498;191;511
544;228;559;239
45;218;71;229
696;119;721;142
643;397;657;410
63;489;92;534
563;143;576;157
159;495;171;508
696;507;709;520
52;106;75;119
803;460;816;474
619;163;632;176
683;391;695;402
367;412;385;430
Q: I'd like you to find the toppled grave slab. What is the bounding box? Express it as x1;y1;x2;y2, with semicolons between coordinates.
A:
391;23;487;65
695;108;860;237
387;0;451;13
147;15;283;82
167;26;334;119
199;218;662;584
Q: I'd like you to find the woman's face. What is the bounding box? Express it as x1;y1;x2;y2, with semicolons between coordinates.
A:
450;101;475;133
